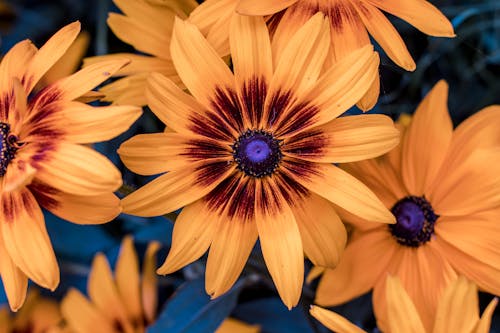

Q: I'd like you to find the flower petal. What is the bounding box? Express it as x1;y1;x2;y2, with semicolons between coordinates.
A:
285;161;394;224
0;189;59;290
122;160;235;217
115;237;142;322
0;236;28;312
364;0;454;37
35;143;122;196
142;241;160;324
237;0;298;15
310;306;366;333
291;193;346;268
475;297;498;333
402;80;453;196
254;179;303;309
315;229;396;306
156;199;217;274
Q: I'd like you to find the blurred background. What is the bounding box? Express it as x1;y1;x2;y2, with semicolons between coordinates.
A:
0;0;499;332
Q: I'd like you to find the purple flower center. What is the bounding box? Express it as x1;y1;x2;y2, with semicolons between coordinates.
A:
233;129;281;178
0;122;18;177
389;196;438;247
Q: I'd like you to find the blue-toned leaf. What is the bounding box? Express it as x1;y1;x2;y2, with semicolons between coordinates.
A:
147;277;245;333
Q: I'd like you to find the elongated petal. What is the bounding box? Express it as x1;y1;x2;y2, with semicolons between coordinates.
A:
402;80;452;196
354;2;415;70
283;114;399;163
30;184;121;225
170;17;234;107
475;297;498;333
315;229;396;305
23;22;80;93
157;199;217;274
61;289;116;333
142;242;160;324
365;0;454;37
310;306;366;333
2;158;37;193
122;160;234;217
35;143;122;196
1;189;59;290
206;213;258;298
0;237;28;311
385;276;426;333
0;40;37;95
115;237;142;321
237;0;298;15
53;101;141;143
84;53;174;77
286;161;394;223
291;193;346;268
255;179;303;309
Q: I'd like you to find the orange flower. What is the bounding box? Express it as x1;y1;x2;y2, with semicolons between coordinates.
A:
83;0;198;105
311;276;498;333
0;290;65;333
315;80;500;331
0;22;141;311
119;13;398;308
61;237;160;333
190;0;454;110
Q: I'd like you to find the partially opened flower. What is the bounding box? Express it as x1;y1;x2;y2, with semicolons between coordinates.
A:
190;0;455;110
0;22;141;311
315;80;500;331
311;276;498;333
61;237;160;333
0;290;65;333
83;0;198;105
119;13;398;308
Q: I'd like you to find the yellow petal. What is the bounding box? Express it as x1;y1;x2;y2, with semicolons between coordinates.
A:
115;237;142;322
142;241;160;324
0;236;28;311
237;0;298;15
310;305;366;333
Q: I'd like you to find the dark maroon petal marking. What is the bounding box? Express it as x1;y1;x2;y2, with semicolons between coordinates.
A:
240;76;267;127
275;101;319;137
265;89;294;128
281;158;322;181
188;111;234;142
27;85;62;111
194;160;234;187
210;86;244;133
283;129;328;158
326;1;363;33
28;181;60;210
273;171;309;204
0;90;13;120
266;9;287;38
205;174;256;222
182;138;230;160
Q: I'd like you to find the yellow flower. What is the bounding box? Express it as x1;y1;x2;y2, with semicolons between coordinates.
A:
0;290;65;333
0;22;141;311
61;237;160;333
190;0;455;110
119;13;399;309
315;80;500;331
311;276;498;333
83;0;198;105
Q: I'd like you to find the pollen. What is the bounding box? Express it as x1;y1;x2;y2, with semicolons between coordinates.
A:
0;122;18;176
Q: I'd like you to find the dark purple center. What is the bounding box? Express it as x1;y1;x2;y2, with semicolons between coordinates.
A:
233;129;281;178
0;122;18;177
389;196;438;247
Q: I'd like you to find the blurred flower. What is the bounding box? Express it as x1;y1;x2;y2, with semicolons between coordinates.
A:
311;276;498;333
0;22;141;311
190;0;455;110
83;0;198;105
0;290;65;333
315;80;500;331
119;13;398;308
61;237;160;333
216;318;260;333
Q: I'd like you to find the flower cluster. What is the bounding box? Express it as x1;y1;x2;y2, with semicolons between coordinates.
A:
0;0;498;332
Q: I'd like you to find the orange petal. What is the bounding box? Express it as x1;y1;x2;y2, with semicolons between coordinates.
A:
122;160;234;217
354;2;415;71
0;40;37;96
23;21;80;93
142;241;160;324
115;237;142;322
356;73;380;112
310;305;366;333
254;179;303;309
315;229;395;306
0;189;59;290
156;199;217;274
35;143;122;196
291;193;346;268
475;297;498;333
0;236;28;311
401;80;452;196
364;0;455;37
170;17;234;107
237;0;298;15
385;276;426;332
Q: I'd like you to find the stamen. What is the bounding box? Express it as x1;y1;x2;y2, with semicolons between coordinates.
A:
232;129;281;178
389;196;438;247
0;122;19;176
